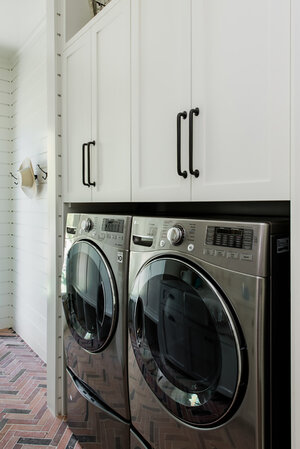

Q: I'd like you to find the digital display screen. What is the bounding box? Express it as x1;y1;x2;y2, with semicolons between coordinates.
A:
206;226;253;250
215;228;243;236
102;219;124;234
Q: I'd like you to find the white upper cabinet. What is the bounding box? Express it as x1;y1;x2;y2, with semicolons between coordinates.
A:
62;0;131;202
62;33;92;202
91;0;131;202
131;0;191;202
131;0;290;202
191;0;290;201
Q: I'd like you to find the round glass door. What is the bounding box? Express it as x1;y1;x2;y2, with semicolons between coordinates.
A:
129;257;248;427
62;240;117;352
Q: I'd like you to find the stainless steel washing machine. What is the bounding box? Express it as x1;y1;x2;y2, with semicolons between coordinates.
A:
130;429;151;449
62;213;132;448
128;216;290;449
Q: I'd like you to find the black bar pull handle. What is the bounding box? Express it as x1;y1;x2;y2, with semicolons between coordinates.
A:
177;111;188;179
82;143;90;187
189;108;200;178
87;140;96;187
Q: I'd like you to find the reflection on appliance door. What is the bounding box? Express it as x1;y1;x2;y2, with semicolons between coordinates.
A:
130;429;151;449
64;240;117;353
159;278;222;391
67;369;130;449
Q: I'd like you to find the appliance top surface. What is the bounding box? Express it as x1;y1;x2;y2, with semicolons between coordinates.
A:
130;216;290;277
65;213;132;250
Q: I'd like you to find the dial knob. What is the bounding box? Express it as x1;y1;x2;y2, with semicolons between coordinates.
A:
167;226;185;246
81;218;93;232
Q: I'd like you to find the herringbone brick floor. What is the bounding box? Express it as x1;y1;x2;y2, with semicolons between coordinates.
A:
0;328;82;449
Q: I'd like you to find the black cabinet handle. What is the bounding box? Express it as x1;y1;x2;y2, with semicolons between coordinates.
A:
87;140;96;187
189;108;199;177
177;111;188;178
82;143;90;187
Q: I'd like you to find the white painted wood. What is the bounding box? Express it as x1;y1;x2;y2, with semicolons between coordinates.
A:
62;32;92;202
0;247;12;259
191;0;290;201
47;0;64;416
131;0;191;202
0;259;12;271
0;175;11;189
0;128;11;141
12;299;47;360
0;305;12;316
131;0;290;202
64;0;93;43
63;0;130;202
291;1;299;447
0;188;11;201
0;317;12;329
0;295;13;307
0;56;13;329
91;0;130;201
0;92;11;105
10;23;47;362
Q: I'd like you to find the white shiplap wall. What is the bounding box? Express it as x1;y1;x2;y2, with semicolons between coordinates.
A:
0;57;13;329
11;22;48;361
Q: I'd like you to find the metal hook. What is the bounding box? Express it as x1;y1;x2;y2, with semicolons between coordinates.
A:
37;164;48;181
9;172;18;185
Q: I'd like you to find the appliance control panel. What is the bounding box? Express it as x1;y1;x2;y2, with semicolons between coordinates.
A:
205;226;253;250
131;216;273;277
65;214;131;250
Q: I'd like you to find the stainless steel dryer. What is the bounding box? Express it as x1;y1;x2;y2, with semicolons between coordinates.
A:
128;216;290;449
62;213;132;449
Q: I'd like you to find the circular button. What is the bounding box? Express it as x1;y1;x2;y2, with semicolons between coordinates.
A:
188;244;194;252
167;225;185;246
160;240;166;247
81;218;93;232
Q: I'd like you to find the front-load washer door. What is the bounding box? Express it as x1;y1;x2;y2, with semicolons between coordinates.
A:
129;256;248;427
62;240;117;353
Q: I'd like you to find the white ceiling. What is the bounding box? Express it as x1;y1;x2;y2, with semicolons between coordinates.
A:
0;0;46;58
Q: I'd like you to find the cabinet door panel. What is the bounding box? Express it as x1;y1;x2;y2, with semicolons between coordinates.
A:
91;0;131;202
192;0;290;201
62;33;92;202
132;0;191;202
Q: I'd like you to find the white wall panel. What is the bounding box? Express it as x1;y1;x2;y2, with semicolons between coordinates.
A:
0;57;13;329
10;22;47;362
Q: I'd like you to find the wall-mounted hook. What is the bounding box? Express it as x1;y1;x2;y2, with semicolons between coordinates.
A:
9;172;18;185
37;164;48;181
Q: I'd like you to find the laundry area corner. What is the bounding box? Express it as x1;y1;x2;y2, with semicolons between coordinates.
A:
0;0;299;448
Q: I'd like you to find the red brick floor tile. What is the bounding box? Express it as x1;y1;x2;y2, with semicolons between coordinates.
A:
0;329;82;449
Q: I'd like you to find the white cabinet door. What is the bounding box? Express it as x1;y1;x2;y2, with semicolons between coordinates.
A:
191;0;290;201
131;0;191;202
62;33;92;202
91;0;131;201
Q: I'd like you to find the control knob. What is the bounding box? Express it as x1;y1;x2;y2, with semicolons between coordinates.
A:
81;218;93;232
167;225;185;246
